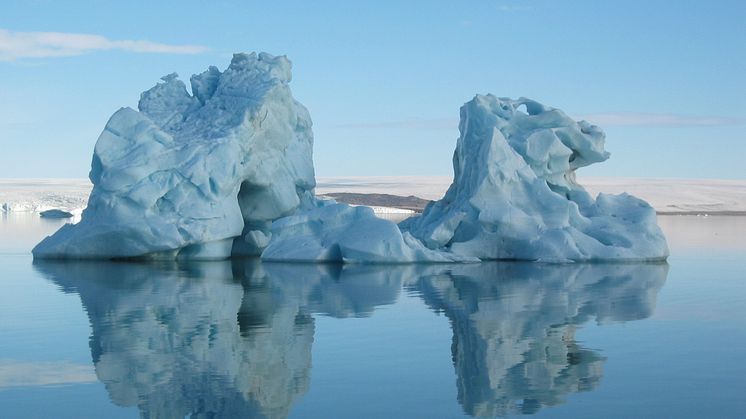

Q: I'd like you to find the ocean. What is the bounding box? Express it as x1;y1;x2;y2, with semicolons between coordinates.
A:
0;213;744;418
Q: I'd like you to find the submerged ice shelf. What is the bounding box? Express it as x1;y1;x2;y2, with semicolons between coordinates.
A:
33;52;668;262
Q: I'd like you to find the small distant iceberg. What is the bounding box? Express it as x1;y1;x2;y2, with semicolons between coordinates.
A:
39;209;74;219
32;52;668;262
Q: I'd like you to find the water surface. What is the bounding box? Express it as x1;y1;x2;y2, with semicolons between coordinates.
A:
0;214;744;418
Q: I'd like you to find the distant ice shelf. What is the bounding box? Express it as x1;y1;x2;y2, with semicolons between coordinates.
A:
0;179;90;214
316;177;746;215
5;178;745;216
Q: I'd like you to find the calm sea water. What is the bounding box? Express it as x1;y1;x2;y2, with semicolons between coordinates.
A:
0;213;744;418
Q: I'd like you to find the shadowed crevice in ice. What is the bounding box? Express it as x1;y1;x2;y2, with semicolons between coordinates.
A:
34;260;667;418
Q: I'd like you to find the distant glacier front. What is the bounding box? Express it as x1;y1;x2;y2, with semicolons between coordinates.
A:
33;52;668;262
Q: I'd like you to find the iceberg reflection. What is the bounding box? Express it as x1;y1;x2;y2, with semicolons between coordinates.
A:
409;263;667;416
35;260;667;418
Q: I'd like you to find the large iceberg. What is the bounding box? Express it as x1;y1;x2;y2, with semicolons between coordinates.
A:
32;53;449;262
33;53;667;262
400;95;668;262
35;53;314;259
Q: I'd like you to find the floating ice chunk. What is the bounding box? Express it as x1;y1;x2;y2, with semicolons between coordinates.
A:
400;95;669;261
39;209;73;218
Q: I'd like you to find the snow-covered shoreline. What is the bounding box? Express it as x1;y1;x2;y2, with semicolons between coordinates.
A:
2;177;745;216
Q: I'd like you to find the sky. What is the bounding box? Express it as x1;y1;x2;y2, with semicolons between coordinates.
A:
0;0;744;180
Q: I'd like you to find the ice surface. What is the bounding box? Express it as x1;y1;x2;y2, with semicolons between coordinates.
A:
33;55;668;262
32;53;445;262
400;95;669;261
263;202;473;263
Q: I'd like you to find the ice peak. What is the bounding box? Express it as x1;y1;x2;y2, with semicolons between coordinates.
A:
160;72;180;83
229;52;292;83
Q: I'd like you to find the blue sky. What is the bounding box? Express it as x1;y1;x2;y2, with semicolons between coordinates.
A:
0;0;744;179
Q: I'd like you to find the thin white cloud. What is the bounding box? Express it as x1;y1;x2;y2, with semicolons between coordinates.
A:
495;5;531;12
494;1;532;12
577;112;745;127
0;28;208;61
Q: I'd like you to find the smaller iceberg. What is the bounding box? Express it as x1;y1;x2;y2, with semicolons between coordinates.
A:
39;209;74;219
400;95;668;262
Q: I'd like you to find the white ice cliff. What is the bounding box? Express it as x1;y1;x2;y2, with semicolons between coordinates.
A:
33;54;668;262
400;95;669;262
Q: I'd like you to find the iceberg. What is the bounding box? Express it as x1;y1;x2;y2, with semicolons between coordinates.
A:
39;209;74;218
34;53;318;259
33;53;667;262
400;95;669;262
33;53;438;262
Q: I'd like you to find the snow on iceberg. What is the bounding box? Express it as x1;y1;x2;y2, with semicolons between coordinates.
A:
400;95;669;261
32;53;456;262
